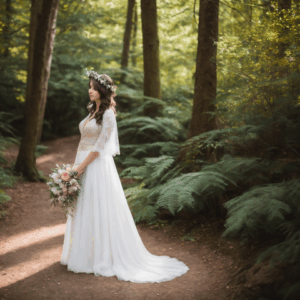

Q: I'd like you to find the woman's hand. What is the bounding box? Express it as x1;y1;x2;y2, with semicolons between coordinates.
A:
73;166;83;177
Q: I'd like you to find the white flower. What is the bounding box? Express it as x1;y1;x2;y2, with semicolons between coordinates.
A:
86;69;116;92
69;186;78;193
59;182;65;189
57;169;65;175
70;179;76;185
51;187;61;196
52;173;61;183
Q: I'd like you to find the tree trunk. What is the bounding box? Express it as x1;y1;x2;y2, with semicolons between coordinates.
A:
121;0;135;69
277;0;291;59
140;0;162;118
261;0;275;16
278;0;291;11
244;0;252;26
131;3;138;67
188;0;219;139
3;0;12;58
36;0;60;144
14;0;60;182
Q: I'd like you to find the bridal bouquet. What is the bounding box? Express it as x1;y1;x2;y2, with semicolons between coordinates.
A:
47;164;82;217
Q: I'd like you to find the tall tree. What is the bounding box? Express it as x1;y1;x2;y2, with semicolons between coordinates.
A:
278;0;291;11
3;0;12;58
14;0;60;182
131;3;138;67
278;0;292;59
36;0;60;145
140;0;162;117
121;0;135;69
188;0;219;138
244;0;252;26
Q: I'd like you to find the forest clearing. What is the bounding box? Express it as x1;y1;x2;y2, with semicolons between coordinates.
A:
0;136;235;300
1;0;300;299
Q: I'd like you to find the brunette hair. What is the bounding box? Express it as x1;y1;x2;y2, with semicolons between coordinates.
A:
87;74;117;126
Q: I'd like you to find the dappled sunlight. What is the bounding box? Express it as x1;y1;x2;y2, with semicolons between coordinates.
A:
0;246;64;288
36;154;56;164
0;223;66;288
1;223;66;256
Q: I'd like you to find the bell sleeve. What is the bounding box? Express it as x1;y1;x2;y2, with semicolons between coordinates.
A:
91;108;120;157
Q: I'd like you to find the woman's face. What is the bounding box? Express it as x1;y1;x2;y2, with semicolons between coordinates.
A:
89;80;101;101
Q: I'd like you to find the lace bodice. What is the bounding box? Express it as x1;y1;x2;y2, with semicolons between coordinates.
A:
77;108;120;157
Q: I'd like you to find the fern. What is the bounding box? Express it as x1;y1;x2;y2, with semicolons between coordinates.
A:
35;145;49;158
278;278;300;300
120;155;177;185
0;128;19;218
155;171;235;216
181;125;265;156
118;116;186;144
201;155;268;185
222;179;300;244
143;156;175;187
0;189;11;205
119;142;181;165
124;183;158;223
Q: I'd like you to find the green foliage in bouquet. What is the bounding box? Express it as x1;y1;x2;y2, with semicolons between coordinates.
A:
47;164;82;216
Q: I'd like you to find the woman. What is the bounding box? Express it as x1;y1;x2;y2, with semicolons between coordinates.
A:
60;70;189;283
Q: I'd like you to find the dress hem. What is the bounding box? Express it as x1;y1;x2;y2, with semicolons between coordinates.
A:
60;261;189;283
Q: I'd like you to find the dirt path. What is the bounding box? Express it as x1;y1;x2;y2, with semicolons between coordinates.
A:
0;135;236;300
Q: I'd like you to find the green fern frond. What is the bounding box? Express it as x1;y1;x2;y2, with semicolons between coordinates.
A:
201;156;264;184
144;155;175;179
222;181;299;243
124;183;159;223
0;167;19;188
155;171;235;215
256;230;300;267
0;190;11;205
118;116;185;143
279;278;300;300
119;165;148;180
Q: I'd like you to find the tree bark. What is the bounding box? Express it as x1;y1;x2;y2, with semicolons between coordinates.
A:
36;0;60;144
140;0;162;118
131;3;138;67
277;0;291;59
121;0;135;69
188;0;219;139
14;0;60;182
278;0;291;11
244;0;252;26
3;0;12;57
261;0;275;16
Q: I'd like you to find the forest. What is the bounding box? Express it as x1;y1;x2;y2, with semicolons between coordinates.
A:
0;0;300;299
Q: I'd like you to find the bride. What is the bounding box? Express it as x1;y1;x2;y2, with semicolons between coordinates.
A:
60;70;189;283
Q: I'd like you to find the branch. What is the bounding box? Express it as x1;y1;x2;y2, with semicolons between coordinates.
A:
220;0;249;23
8;24;30;36
193;0;198;27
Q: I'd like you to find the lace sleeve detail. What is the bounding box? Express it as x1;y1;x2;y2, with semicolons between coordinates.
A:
91;109;115;154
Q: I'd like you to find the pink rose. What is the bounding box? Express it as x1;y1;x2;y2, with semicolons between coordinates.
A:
61;172;70;181
66;167;71;172
62;187;68;195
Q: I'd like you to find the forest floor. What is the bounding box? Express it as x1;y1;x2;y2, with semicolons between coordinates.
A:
0;135;253;300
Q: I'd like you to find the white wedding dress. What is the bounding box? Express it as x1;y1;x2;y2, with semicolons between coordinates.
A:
60;107;189;283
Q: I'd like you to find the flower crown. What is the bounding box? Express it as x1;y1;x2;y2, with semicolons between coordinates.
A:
86;70;117;92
